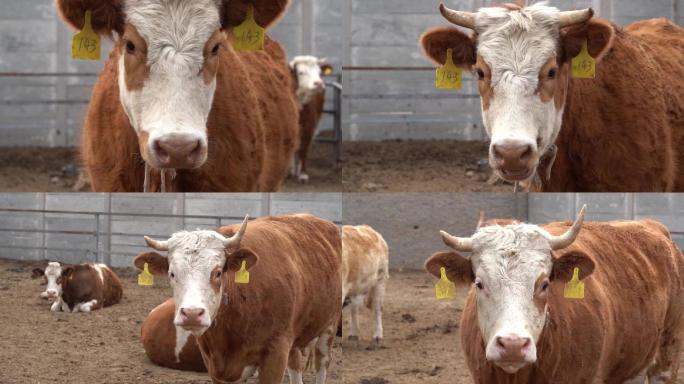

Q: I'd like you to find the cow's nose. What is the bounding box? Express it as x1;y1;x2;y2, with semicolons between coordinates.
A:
152;134;206;169
179;307;206;324
46;290;57;298
491;141;535;179
496;335;531;360
313;80;324;89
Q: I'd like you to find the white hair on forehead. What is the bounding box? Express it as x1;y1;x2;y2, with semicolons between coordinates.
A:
166;230;227;255
291;55;322;67
45;262;62;274
473;223;552;251
123;0;221;71
475;2;561;87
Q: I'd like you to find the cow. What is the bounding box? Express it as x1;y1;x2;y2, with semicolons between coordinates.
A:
134;214;342;383
341;225;389;347
289;55;333;184
141;298;206;372
55;0;299;192
420;2;684;191
425;206;684;383
32;261;123;313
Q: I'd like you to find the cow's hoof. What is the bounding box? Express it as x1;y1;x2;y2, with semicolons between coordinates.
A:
298;174;309;184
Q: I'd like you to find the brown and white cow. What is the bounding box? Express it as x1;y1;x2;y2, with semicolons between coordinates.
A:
55;0;299;192
425;206;684;382
32;262;123;313
289;55;333;183
141;298;206;372
134;214;342;383
421;3;684;191
341;225;389;346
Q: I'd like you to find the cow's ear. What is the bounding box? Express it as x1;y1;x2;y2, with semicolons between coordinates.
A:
424;251;474;285
55;0;124;37
420;27;476;68
561;18;615;63
60;266;74;278
133;252;169;275
225;248;259;272
320;63;334;76
219;0;290;30
31;268;45;279
551;251;595;282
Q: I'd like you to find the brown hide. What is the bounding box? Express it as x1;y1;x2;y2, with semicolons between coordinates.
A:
196;214;342;382
537;19;684;191
60;264;123;311
297;91;326;174
141;298;206;372
459;219;684;383
81;36;298;192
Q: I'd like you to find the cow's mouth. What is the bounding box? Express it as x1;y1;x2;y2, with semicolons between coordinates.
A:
494;360;528;374
496;166;535;182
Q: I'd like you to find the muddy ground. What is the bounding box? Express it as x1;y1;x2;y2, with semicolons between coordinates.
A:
0;258;342;384
0;143;341;192
342;140;511;192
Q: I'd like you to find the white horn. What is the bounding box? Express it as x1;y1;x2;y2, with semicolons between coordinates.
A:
559;8;594;28
439;3;476;30
546;205;586;250
144;236;169;251
223;215;249;249
440;230;474;252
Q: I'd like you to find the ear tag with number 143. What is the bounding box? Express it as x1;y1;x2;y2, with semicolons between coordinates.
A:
435;48;462;90
235;260;250;284
233;5;264;51
71;10;101;60
435;267;456;299
138;263;154;286
571;40;595;79
563;267;585;299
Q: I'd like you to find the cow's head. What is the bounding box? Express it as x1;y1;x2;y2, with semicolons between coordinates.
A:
134;216;256;336
55;0;289;170
289;55;331;107
31;262;63;301
420;3;614;182
425;206;593;373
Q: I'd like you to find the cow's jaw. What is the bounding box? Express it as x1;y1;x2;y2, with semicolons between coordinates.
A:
470;224;554;372
117;0;222;171
475;4;567;182
166;231;227;337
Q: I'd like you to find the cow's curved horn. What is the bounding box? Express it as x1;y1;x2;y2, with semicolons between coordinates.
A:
477;211;486;229
439;3;476;30
546;205;586;250
144;236;169;251
559;8;593;28
440;230;474;252
223;215;249;249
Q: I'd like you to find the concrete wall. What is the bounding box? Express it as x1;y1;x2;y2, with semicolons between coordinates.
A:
0;0;341;147
0;193;342;267
343;0;682;141
343;193;684;269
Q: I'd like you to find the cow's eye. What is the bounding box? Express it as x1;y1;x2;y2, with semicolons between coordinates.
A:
548;68;557;79
215;270;222;279
540;280;550;291
169;272;175;279
125;40;135;54
475;279;484;290
211;43;220;56
476;69;485;80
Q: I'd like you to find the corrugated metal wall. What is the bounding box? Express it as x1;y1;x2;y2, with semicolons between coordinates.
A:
0;193;342;267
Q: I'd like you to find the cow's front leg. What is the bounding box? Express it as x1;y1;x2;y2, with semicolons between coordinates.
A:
258;337;292;384
50;297;63;312
72;299;98;313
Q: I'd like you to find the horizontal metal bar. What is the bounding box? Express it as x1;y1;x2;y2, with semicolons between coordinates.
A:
0;72;99;77
0;207;246;221
0;100;89;106
344;93;479;100
0;244;137;257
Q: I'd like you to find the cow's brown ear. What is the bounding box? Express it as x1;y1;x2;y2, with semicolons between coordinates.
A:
31;268;45;279
424;251;474;285
561;18;615;63
60;266;74;278
219;0;290;30
55;0;124;37
133;252;169;275
551;251;595;282
420;27;476;68
225;248;259;272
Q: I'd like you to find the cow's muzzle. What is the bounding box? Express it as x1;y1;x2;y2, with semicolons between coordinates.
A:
140;132;207;170
490;140;538;182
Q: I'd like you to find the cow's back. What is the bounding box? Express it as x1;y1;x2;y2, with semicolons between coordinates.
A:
342;225;389;299
542;19;684;191
460;220;684;382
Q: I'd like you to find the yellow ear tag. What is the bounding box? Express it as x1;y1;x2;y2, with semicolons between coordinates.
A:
233;5;264;51
435;267;456;299
71;10;101;60
234;260;250;284
571;40;595;79
137;263;154;286
323;66;333;75
435;48;462;90
563;267;585;299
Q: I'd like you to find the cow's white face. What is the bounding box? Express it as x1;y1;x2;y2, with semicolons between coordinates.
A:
290;55;326;107
42;262;63;301
469;224;555;373
163;230;228;336
473;5;567;181
118;0;224;170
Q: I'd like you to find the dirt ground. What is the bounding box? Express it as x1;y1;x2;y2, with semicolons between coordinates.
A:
342;140;511;192
0;143;341;192
0;258;342;384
